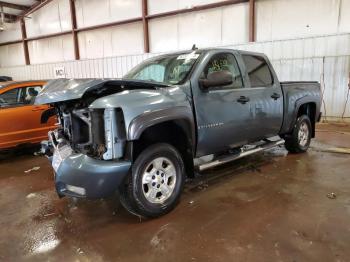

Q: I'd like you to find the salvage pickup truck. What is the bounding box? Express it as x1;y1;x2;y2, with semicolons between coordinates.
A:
37;48;321;218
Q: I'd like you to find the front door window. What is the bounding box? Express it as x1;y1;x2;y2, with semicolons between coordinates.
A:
201;53;244;90
0;85;42;107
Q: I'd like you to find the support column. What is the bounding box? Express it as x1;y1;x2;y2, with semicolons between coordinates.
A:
69;0;80;60
20;18;30;65
249;0;255;42
142;0;150;53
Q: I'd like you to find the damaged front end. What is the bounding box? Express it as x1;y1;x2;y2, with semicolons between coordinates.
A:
44;103;131;199
53;102;126;160
37;78;166;198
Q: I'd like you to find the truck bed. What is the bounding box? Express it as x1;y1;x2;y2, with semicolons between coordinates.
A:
279;81;321;135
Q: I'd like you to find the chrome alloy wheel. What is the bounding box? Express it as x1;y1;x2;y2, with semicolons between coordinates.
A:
298;122;309;147
141;157;177;204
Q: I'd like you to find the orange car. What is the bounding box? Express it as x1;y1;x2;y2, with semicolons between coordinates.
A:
0;81;56;150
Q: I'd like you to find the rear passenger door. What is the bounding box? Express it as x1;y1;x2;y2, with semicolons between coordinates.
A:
239;54;283;139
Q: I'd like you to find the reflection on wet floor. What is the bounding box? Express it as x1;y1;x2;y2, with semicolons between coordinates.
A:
0;123;350;261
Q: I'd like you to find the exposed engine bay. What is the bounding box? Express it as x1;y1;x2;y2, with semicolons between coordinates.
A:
52;101;125;160
44;80;166;160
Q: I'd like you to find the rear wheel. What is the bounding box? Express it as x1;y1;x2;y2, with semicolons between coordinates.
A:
119;143;185;218
284;115;312;153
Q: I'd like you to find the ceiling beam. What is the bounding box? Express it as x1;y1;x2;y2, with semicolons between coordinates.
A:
0;1;30;11
13;0;53;21
147;0;248;19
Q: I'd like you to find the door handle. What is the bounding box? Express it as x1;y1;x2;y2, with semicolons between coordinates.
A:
271;93;281;100
237;96;250;104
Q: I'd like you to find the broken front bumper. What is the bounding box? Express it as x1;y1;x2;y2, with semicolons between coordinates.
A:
45;131;131;199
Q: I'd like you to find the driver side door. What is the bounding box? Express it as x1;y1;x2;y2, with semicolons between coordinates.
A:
191;51;255;157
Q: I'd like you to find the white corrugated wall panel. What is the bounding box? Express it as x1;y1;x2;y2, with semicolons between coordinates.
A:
0;43;25;67
0;52;153;79
221;3;249;45
271;58;323;82
78;22;144;59
339;0;350;33
148;0;226;15
149;4;249;53
25;0;71;38
230;34;350;59
28;34;75;64
322;56;350;117
256;0;343;42
148;0;178;15
75;0;142;28
0;22;22;43
178;8;222;50
149;15;178;53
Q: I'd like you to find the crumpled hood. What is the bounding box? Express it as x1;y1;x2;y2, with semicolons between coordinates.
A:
35;78;167;104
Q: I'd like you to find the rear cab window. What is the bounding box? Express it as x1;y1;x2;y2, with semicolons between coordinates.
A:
242;55;274;88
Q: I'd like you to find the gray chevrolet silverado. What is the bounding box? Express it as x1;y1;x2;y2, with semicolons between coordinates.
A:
37;48;321;218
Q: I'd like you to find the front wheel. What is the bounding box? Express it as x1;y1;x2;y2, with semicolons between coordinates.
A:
119;143;185;218
284;115;312;153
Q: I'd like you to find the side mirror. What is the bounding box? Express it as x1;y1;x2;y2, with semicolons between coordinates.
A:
199;70;233;89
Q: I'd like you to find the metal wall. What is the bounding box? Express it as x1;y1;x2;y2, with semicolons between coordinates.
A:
0;52;155;79
2;0;349;65
229;33;350;119
148;3;249;53
0;33;349;119
0;22;22;43
25;0;71;38
78;22;145;59
256;0;350;41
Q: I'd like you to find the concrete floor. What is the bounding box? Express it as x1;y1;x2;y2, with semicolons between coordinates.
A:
0;123;350;262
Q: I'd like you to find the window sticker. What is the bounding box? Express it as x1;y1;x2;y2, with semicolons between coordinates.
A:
177;53;199;60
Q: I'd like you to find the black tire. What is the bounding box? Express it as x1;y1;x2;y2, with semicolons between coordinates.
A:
284;115;312;153
118;174;142;217
119;143;185;218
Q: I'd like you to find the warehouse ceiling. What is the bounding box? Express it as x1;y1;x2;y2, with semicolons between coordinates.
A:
0;0;43;22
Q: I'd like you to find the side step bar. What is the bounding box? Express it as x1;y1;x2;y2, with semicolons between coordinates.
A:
197;139;285;171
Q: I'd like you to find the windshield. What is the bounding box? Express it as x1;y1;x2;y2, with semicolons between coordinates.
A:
124;51;201;85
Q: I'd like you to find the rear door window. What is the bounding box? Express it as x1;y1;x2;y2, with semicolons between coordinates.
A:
242;55;273;88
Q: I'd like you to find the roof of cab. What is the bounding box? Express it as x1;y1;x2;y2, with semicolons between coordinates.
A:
147;48;266;60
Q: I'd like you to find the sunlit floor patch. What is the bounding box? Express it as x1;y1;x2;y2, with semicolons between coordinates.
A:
31;239;60;254
28;223;60;255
